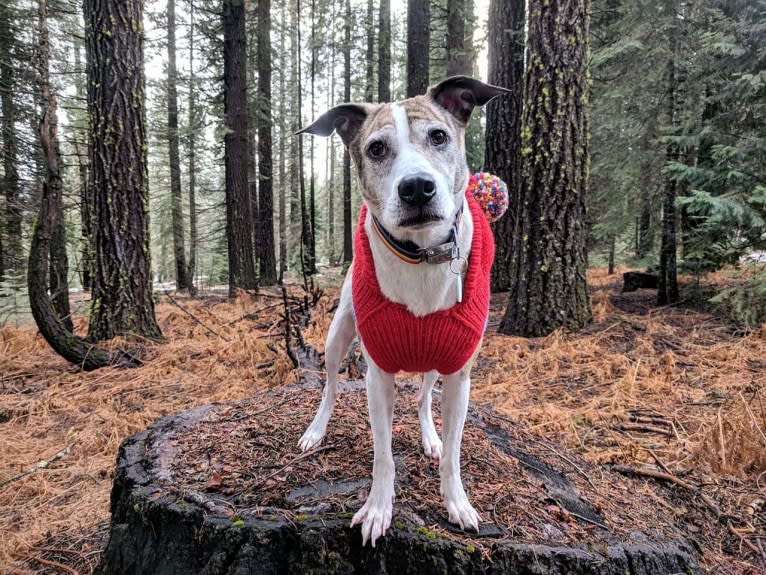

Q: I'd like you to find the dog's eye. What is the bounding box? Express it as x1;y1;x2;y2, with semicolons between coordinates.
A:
367;140;388;159
429;129;448;147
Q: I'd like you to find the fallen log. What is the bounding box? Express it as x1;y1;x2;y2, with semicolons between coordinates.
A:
97;382;699;575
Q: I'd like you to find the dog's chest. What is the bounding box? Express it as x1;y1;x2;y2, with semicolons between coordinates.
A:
366;214;472;318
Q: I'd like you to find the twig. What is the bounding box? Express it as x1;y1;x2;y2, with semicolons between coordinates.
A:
0;443;75;488
282;287;299;368
248;443;335;492
30;555;79;575
163;290;230;342
615;423;674;437
612;464;695;490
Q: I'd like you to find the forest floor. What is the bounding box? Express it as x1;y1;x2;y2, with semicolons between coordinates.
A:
1;267;765;574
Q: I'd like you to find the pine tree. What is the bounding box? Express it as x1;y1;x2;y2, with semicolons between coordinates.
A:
406;0;429;96
167;0;190;291
499;0;592;337
85;0;162;340
257;0;277;284
378;0;391;101
223;0;258;296
484;0;524;292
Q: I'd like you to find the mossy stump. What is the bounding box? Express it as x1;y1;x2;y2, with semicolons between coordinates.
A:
98;382;699;574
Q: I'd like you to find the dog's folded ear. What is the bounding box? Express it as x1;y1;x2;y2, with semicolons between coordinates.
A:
296;103;376;146
429;76;510;125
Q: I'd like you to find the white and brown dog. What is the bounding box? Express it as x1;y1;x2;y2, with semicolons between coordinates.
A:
297;76;509;547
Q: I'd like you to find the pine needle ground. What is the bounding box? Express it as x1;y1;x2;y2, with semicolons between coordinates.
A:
1;267;764;574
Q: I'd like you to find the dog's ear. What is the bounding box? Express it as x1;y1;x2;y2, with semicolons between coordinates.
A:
429;76;510;125
296;103;375;146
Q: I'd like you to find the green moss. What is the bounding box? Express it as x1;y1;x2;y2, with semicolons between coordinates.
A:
465;544;476;554
415;526;438;540
393;521;406;530
336;511;354;519
293;514;309;522
231;518;245;528
132;503;141;513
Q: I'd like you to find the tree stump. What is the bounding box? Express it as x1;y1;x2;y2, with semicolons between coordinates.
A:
98;382;699;575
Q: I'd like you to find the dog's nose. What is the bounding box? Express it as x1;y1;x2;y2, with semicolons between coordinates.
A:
398;176;436;207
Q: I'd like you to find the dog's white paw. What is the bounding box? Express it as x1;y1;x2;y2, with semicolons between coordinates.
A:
350;490;394;547
443;483;481;532
421;429;443;461
297;424;325;452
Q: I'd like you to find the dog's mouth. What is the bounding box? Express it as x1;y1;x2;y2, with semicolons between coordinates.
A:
398;211;444;229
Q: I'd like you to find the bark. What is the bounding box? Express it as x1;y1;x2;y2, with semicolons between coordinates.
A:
187;0;198;294
657;0;682;306
484;0;524;292
247;3;259;281
35;0;71;333
97;386;700;575
296;0;313;282
72;41;92;291
309;0;317;273
258;0;277;284
342;0;353;263
30;0;135;371
277;1;287;281
84;0;162;341
365;0;376;102
378;0;391;102
499;0;592;337
446;0;468;76
167;0;189;291
608;235;616;275
0;4;21;277
223;0;258;296
406;0;430;97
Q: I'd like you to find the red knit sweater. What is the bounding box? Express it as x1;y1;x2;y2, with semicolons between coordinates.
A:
352;190;494;375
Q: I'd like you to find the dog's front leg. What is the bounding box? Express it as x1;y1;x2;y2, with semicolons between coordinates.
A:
298;275;355;451
440;369;480;531
417;370;442;461
351;357;395;547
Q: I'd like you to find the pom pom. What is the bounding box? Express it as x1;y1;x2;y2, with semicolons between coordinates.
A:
467;172;509;223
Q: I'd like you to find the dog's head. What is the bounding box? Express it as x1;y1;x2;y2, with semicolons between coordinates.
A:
298;76;509;247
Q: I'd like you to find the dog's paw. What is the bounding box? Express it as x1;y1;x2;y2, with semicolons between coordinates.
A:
443;485;481;532
297;425;325;452
350;492;393;547
421;429;443;462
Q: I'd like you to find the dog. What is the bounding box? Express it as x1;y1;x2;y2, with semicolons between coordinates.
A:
297;76;509;547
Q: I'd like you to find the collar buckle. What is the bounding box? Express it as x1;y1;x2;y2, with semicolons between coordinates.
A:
423;242;459;264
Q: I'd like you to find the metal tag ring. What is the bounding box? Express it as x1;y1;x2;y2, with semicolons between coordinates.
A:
449;256;467;275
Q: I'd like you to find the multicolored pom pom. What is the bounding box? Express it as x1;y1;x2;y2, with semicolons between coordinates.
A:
467;172;509;223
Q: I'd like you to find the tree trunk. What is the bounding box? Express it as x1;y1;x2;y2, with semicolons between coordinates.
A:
34;0;71;333
247;2;259;282
499;0;592;337
97;385;700;575
278;0;287;281
258;0;278;285
484;0;524;293
406;0;430;97
608;235;616;275
296;0;313;282
342;0;353;264
84;0;162;341
223;0;258;297
72;41;92;291
365;0;376;102
309;0;317;273
29;0;135;371
446;0;468;76
187;0;198;294
0;2;21;277
378;0;391;102
167;0;189;291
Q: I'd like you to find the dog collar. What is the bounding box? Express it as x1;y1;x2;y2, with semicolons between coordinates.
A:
371;203;464;265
